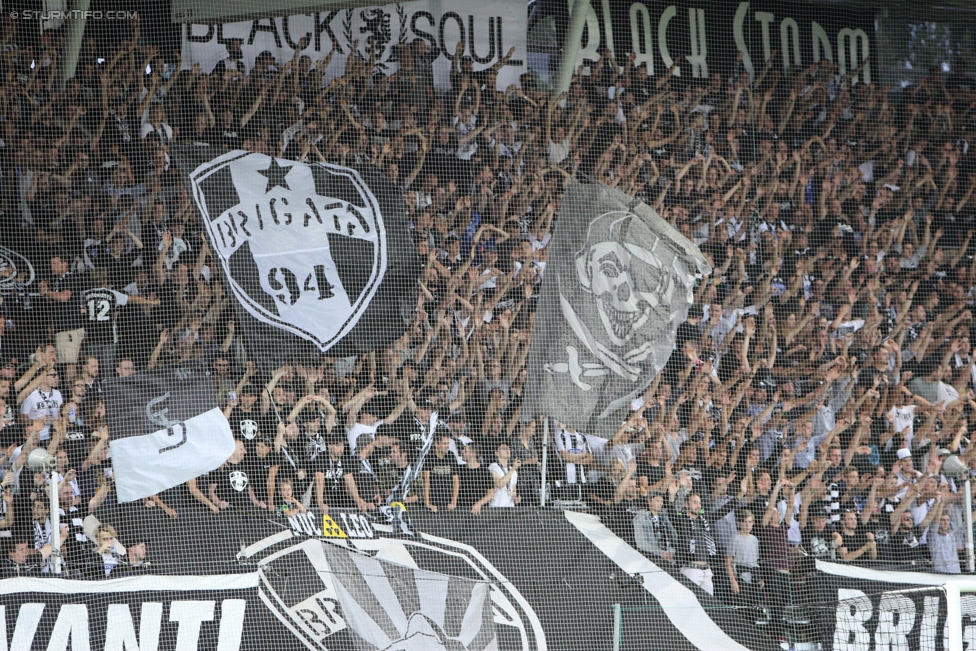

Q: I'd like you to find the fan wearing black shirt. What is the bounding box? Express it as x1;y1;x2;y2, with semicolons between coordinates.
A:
224;384;269;450
246;437;279;511
424;434;459;512
406;391;451;453
832;509;878;563
315;433;358;512
187;112;216;148
81;286;157;374
798;501;834;571
38;255;86;371
345;441;383;513
889;488;942;566
424;126;461;183
94;222;144;290
188;440;258;513
53;484;89;571
601;460;643;543
636;438;668;493
458;443;495;515
79;356;103;398
361;434;417;504
213;90;266;150
214;107;245;150
274;421;317;507
2;538;46;577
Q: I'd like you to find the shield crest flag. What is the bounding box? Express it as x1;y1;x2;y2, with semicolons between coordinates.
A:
174;148;420;364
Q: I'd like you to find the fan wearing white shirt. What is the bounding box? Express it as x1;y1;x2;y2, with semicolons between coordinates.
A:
887;400;916;452
158;223;190;271
452;107;480;161
344;385;410;453
951;342;976;394
489;441;521;508
18;368;62;442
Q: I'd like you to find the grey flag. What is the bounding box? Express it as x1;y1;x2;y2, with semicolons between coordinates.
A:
523;182;711;437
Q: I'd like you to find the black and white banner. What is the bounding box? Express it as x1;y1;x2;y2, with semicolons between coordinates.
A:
7;504;761;651
176;148;419;364
0;245;36;295
1;507;536;651
178;0;527;91
103;370;234;503
523;182;710;437
810;561;974;651
254;536;498;651
534;0;875;83
0;574;274;651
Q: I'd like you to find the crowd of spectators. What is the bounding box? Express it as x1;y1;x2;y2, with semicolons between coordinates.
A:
0;15;973;631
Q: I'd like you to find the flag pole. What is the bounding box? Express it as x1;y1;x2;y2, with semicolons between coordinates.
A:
51;471;61;574
540;416;549;507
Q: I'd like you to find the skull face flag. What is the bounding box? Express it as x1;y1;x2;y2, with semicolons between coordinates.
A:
524;182;711;437
174;148;420;363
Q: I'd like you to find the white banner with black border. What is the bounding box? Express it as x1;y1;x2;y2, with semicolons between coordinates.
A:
180;0;527;91
811;560;973;651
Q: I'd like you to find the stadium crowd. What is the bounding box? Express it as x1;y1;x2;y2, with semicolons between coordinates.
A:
0;12;974;630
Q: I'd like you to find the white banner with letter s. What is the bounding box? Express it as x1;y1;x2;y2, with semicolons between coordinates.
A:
111;407;236;503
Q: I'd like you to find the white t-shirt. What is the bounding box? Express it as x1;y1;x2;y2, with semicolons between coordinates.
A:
548;138;570;165
488;462;517;507
585;434;611;483
489;138;521;159
20;388;63;441
910;498;937;545
477;267;501;291
528;231;552;252
139;122;173;142
6;445;26;493
346;421;382;453
937;382;960;409
52;472;81;499
454;115;479;161
888;405;916;451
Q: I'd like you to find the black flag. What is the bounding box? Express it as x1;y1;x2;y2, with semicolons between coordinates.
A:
173;148;420;365
523;182;711;437
103;369;218;439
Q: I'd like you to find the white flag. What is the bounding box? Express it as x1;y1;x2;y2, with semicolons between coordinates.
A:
111;408;236;503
